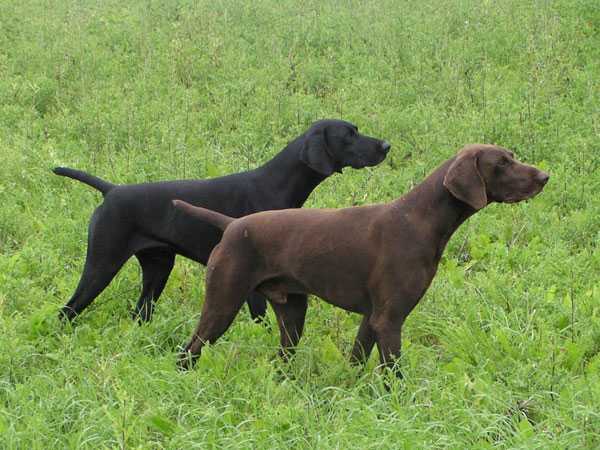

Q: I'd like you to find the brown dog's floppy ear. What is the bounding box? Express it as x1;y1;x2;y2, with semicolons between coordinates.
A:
443;149;487;210
299;128;336;176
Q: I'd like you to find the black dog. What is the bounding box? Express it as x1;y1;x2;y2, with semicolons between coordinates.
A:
54;120;391;322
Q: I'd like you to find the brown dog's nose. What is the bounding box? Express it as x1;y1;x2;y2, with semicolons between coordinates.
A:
537;171;550;185
381;141;391;154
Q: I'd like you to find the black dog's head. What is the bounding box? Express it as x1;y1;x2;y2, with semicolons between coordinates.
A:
299;119;391;176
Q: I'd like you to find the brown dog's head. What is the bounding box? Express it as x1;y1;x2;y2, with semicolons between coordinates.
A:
299;119;391;176
443;144;549;210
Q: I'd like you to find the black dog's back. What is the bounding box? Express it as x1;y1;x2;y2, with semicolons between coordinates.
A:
56;170;259;261
106;175;259;262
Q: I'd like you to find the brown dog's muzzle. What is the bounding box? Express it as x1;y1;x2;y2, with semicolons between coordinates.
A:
536;170;550;185
505;166;549;203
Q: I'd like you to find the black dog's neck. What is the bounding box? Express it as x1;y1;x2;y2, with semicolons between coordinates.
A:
394;158;478;260
254;136;328;208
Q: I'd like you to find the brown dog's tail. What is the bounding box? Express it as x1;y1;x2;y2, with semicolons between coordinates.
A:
172;200;234;231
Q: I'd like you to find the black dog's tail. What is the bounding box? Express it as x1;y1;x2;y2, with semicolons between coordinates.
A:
172;200;234;231
53;167;115;195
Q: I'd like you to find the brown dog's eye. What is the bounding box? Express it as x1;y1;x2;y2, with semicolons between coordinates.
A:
498;157;510;168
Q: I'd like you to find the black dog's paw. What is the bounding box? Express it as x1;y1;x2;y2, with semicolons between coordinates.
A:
130;309;152;325
176;351;197;372
272;360;298;383
58;306;77;323
380;364;404;391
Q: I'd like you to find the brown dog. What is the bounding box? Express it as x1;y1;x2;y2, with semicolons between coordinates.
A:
174;145;549;375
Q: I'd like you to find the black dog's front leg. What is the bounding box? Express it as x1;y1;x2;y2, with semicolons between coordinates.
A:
350;314;377;365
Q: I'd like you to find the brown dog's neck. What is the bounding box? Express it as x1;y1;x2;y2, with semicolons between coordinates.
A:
254;138;327;208
393;158;478;260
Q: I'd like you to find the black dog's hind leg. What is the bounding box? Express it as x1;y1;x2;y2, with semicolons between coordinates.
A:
270;294;308;361
59;212;132;321
133;249;175;322
246;291;268;323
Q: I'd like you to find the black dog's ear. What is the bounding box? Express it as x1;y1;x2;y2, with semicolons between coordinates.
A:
299;128;336;176
443;148;488;210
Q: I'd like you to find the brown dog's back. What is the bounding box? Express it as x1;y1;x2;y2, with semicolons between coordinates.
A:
174;201;388;314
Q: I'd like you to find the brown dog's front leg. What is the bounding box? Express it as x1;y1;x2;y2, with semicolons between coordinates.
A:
350;315;376;365
372;318;403;379
177;337;204;370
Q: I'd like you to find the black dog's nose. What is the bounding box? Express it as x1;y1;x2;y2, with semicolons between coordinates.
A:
381;141;391;153
537;171;550;185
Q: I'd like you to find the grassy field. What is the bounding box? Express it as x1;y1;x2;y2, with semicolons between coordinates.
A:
1;0;599;447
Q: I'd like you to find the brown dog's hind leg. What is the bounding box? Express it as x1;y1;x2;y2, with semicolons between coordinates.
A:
350;314;377;365
178;291;247;370
271;294;308;362
177;254;255;370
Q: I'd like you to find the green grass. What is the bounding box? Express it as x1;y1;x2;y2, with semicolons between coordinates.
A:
1;0;599;447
